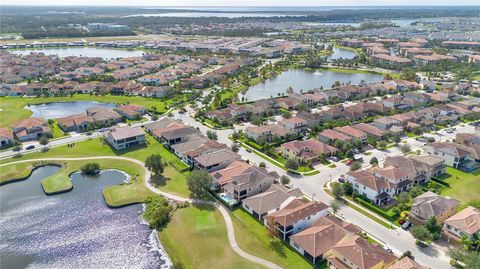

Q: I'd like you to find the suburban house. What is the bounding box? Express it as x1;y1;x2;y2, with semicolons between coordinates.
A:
145;118;199;146
326;235;397;269
383;155;446;184
290;216;360;264
114;105;147;120
454;133;480;160
279;116;309;134
389;256;430;269
264;199;329;240
12;118;52;141
352;123;389;140
318;129;353;144
242;184;304;221
279;139;338;163
57;114;95;132
409;191;459;225
103;126;145;150
245;124;294;143
334;126;368;144
443;206;480;242
211;160;279;201
425;142;472;169
86;107;122;127
0;128;14;147
184;141;229;167
193;149;241;172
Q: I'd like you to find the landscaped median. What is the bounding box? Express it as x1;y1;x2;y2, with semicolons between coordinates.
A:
41;170;73;195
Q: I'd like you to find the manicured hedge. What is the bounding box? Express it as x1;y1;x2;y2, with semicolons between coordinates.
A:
430;177;450;187
355;197;398;221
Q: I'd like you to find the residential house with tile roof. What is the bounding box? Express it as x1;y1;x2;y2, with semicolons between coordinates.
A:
410;191;459;225
443;206;480;242
425;142;473;169
0;127;14;147
12;117;52;141
280;139;338;163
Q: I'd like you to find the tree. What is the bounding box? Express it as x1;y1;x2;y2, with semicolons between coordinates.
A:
280;175;290;185
187;169;212;199
397;192;410;205
377;140;387;150
259;162;266;168
425;217;442;240
350;161;361;171
39;136;49;149
345;149;354;159
334;140;344;149
143;196;173;229
400;144;411;155
206;130;217;140
447;246;466;265
151;114;159;121
342;181;353;195
410;225;432;243
145;154;164;176
353;139;363;150
370;157;379;166
409;185;424;198
464;251;480;269
12;143;22;155
269;237;285;257
330;200;342;215
400;250;414;260
231;144;239;153
285;158;299;171
231;131;240;140
331;182;344;199
81;163;100;175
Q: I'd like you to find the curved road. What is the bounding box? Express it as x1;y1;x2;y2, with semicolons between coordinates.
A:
0;156;282;269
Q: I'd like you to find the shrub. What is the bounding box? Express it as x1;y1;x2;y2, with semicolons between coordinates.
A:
143;196;173;229
80;163;100;175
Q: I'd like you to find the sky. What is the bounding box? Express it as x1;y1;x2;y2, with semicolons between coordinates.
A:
1;0;479;6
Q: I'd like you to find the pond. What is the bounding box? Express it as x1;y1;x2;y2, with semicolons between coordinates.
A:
10;48;146;60
27;101;116;119
318;43;357;60
239;69;383;101
0;166;170;269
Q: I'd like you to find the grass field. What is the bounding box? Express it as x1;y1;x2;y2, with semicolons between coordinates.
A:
155;166;190;198
41;171;73;194
159;205;267;269
0;162;33;184
438;167;480;203
0;94;184;128
103;183;155;207
231;208;326;269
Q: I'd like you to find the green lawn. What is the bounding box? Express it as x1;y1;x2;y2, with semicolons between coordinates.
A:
0;94;185;128
41;170;73;194
159;205;267;269
103;183;155;207
231;208;325;269
0;162;33;184
155;166;190;198
50;121;68;139
438;168;480;203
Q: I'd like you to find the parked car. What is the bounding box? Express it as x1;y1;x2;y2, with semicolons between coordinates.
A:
338;176;346;183
383;246;393;253
345;159;353;166
352;148;360;154
26;145;35;150
401;221;412;230
246;148;252;153
330;156;339;162
355;157;364;163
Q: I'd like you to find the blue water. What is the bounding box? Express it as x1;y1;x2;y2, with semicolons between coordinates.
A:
0;166;169;269
27;101;116;119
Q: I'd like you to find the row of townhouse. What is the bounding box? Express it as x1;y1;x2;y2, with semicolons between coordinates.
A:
346;154;446;205
425;132;480;170
144;118;241;172
205;79;422;125
240;181;429;269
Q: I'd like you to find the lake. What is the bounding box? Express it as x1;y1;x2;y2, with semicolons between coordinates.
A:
27;101;116;119
10;48;146;59
318;43;357;60
239;69;383;101
0;166;170;269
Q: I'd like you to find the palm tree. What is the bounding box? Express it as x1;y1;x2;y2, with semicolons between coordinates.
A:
460;234;473;251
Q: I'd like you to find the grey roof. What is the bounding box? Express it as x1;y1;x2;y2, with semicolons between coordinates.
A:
170;133;210;154
242;184;303;215
194;149;241;167
411;191;459;221
106;126;144;140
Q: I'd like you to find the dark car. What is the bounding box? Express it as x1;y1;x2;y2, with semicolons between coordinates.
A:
26;145;35;150
401;221;412;230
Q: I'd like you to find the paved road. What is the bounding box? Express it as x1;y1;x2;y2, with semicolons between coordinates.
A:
0;156;282;269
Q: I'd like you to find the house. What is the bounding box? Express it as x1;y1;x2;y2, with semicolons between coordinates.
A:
352;123;389;140
410;191;459;225
56;114;95;132
327;235;396;269
455;133;480;160
193;149;241;172
242;184;303;221
145;118;199;146
114;105;147;120
290;216;360;264
280;139;338;163
12;118;52;141
280;116;309;134
425;142;473;169
86;107;122;127
334;126;368;144
103;126;145;150
318;129;353;144
264;199;329;240
211;161;279;201
383;155;446;184
180;138;228;166
389;256;430;269
0;128;14;147
443;206;480;242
